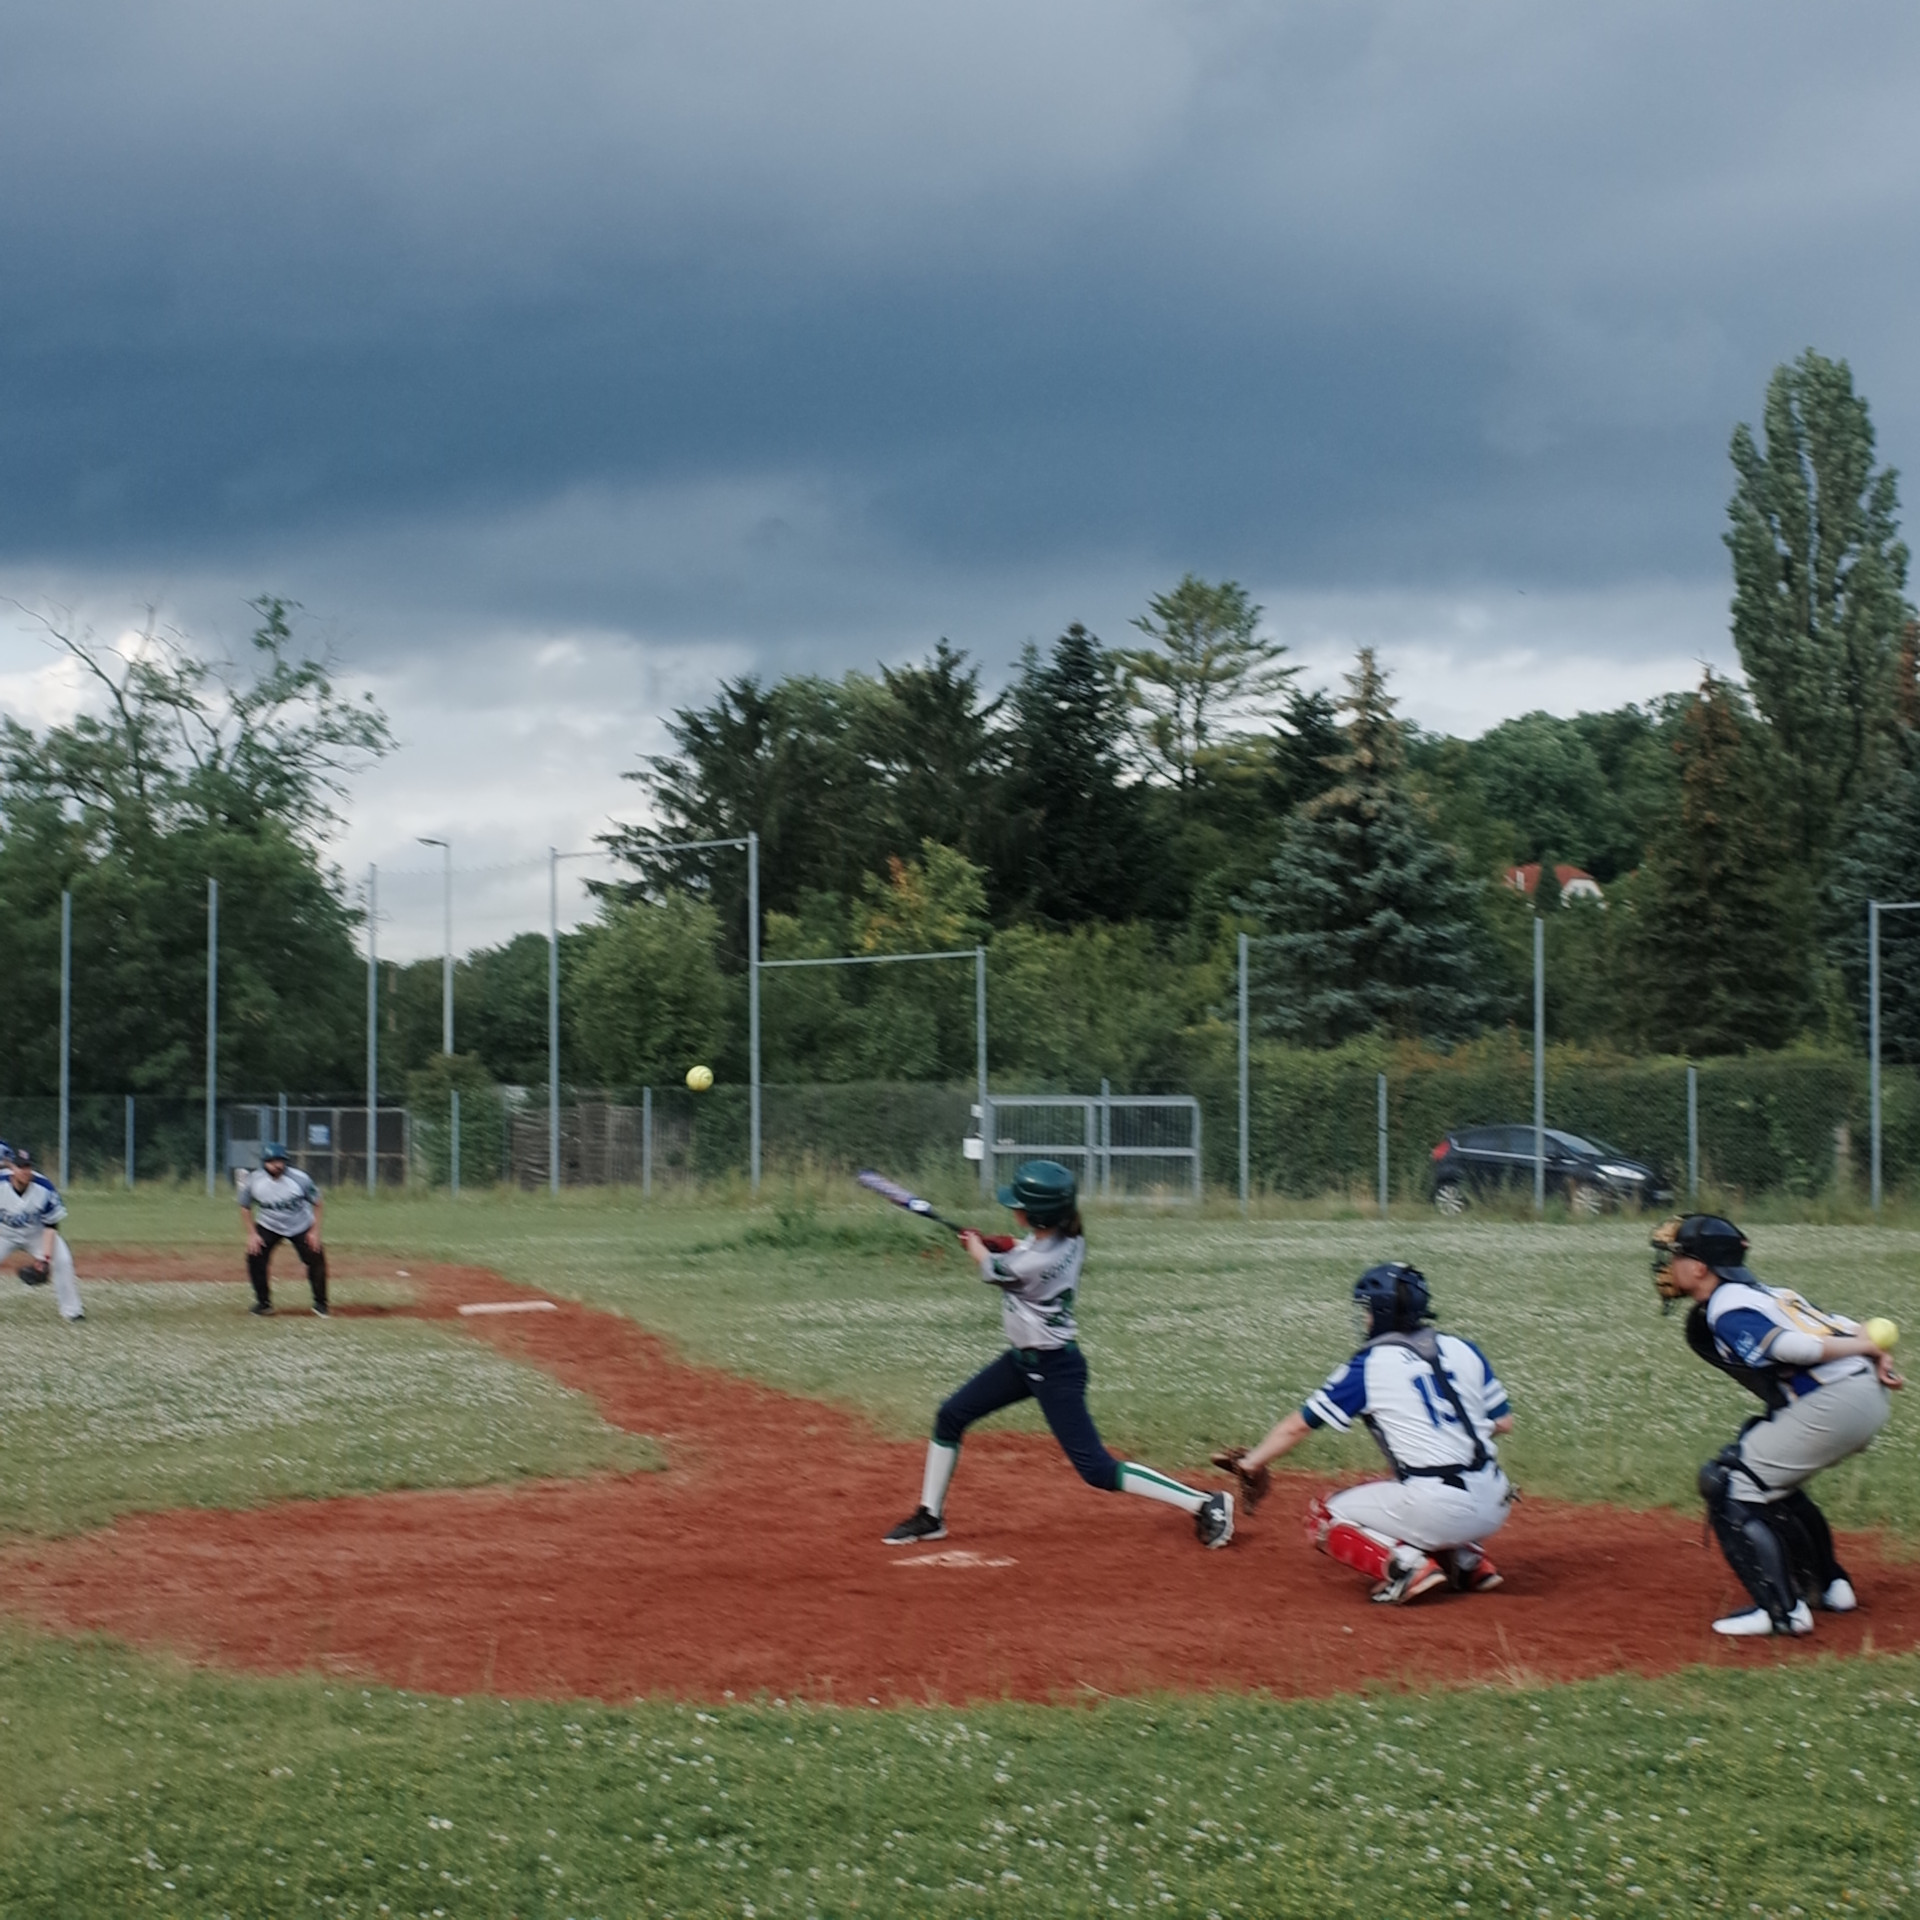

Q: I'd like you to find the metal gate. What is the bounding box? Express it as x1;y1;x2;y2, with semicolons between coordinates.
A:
981;1093;1202;1200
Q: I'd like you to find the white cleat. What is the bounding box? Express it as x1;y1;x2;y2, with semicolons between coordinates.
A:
1821;1577;1858;1613
1712;1601;1814;1638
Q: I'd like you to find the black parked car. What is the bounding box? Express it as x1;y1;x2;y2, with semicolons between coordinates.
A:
1427;1125;1673;1216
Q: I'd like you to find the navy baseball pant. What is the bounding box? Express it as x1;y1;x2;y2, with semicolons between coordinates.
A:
934;1344;1123;1492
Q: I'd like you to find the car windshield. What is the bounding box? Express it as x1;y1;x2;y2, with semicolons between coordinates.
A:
1547;1130;1619;1160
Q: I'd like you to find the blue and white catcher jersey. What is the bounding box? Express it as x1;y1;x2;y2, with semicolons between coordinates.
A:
1304;1333;1510;1475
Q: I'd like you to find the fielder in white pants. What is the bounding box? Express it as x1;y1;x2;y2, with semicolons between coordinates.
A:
1225;1262;1513;1606
0;1149;83;1321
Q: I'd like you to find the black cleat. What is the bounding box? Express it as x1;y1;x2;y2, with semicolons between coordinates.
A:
249;1302;274;1316
883;1507;947;1545
311;1305;330;1318
1195;1491;1235;1549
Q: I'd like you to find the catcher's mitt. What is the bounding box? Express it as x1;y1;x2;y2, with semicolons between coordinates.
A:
18;1259;50;1287
1209;1446;1271;1509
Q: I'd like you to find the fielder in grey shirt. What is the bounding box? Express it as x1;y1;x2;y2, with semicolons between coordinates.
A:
238;1144;328;1316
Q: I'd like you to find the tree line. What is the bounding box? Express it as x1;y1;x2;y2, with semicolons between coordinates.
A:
5;349;1920;1111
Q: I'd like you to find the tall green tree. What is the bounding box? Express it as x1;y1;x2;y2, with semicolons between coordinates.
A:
1636;673;1815;1054
1118;576;1295;802
1004;625;1153;925
1828;738;1920;1062
1241;650;1491;1045
565;893;732;1089
1727;349;1912;862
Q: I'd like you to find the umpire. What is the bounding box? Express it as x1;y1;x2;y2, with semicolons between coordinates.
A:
1653;1213;1899;1638
239;1142;328;1317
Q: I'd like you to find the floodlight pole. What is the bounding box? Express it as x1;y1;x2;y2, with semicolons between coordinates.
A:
418;836;453;1055
1237;933;1250;1215
1868;899;1920;1213
58;889;71;1188
206;876;219;1197
748;830;761;1191
366;864;378;1196
548;847;561;1195
975;945;990;1197
1533;914;1545;1216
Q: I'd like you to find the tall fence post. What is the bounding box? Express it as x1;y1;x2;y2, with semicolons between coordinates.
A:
548;847;560;1197
1870;898;1883;1213
206;876;219;1197
277;1091;288;1149
366;863;378;1197
1377;1070;1389;1219
643;1086;653;1198
748;831;762;1192
124;1093;135;1190
450;1086;461;1198
1237;931;1250;1215
1532;914;1546;1216
1100;1077;1112;1197
58;888;71;1188
976;944;991;1197
1687;1063;1699;1200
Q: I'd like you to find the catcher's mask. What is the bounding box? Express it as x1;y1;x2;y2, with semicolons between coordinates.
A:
997;1159;1078;1229
1651;1213;1749;1306
1354;1262;1432;1341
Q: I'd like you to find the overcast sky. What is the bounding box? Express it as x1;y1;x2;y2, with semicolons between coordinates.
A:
3;2;1916;955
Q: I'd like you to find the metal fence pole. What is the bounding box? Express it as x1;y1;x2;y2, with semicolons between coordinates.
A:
1377;1070;1389;1219
1237;931;1250;1215
1871;898;1883;1213
548;847;560;1196
643;1085;653;1198
125;1093;135;1190
1533;915;1545;1216
58;888;71;1188
366;863;378;1197
748;831;762;1192
976;944;991;1197
277;1091;288;1149
1100;1077;1112;1197
1687;1063;1699;1200
450;1086;461;1197
206;876;219;1197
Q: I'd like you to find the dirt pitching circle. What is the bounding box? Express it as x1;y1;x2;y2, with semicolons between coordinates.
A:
4;1260;1917;1705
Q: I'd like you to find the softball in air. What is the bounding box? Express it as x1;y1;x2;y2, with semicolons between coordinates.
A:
686;1065;714;1093
1865;1316;1900;1352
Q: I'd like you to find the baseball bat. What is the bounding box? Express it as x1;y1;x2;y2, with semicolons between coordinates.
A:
854;1169;1013;1249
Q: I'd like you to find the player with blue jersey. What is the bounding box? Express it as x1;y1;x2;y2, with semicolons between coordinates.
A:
0;1148;84;1322
1216;1264;1512;1604
1653;1214;1898;1638
882;1159;1234;1550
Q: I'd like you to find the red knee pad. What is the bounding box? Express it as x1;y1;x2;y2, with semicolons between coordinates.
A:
1319;1517;1398;1584
1304;1495;1335;1549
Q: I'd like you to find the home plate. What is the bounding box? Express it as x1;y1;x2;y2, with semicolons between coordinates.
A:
458;1300;559;1316
893;1549;1017;1569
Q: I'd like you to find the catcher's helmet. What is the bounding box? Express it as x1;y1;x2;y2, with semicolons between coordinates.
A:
1355;1262;1432;1340
997;1159;1078;1228
1651;1213;1747;1299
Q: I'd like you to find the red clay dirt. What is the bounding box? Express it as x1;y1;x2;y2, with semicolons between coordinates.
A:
4;1259;1918;1706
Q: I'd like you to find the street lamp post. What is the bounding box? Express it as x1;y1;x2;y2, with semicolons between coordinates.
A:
420;837;457;1197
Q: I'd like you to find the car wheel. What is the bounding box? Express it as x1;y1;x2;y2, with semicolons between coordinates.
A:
1568;1180;1606;1217
1433;1180;1469;1217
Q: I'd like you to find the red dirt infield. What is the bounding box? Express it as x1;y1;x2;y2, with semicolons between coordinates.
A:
3;1260;1918;1706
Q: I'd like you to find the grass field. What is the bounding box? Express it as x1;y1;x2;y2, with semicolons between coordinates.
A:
4;1184;1920;1916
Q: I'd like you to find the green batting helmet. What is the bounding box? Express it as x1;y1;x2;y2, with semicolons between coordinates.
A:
997;1159;1078;1228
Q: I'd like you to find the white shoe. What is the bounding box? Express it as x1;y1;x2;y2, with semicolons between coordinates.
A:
1712;1601;1813;1638
1821;1577;1858;1612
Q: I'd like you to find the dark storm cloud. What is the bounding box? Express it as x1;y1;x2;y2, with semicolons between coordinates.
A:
2;0;1918;651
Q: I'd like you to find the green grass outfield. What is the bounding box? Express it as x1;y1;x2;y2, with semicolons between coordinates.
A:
2;1185;1918;1917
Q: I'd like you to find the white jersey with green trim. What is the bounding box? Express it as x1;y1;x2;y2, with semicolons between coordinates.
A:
983;1232;1083;1351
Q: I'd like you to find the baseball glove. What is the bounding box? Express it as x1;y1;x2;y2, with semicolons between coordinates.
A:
1209;1446;1271;1509
18;1259;50;1287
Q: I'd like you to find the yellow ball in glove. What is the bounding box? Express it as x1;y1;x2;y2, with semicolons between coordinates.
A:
685;1065;714;1093
1865;1316;1900;1352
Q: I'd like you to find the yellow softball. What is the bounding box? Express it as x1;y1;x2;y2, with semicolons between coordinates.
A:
685;1065;714;1093
1864;1316;1899;1352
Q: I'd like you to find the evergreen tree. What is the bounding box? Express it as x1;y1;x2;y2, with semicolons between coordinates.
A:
1636;673;1814;1054
1727;349;1913;862
1005;625;1151;924
1829;737;1920;1062
1241;650;1491;1045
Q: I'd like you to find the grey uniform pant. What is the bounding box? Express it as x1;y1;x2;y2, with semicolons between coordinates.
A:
1734;1368;1889;1503
7;1233;82;1320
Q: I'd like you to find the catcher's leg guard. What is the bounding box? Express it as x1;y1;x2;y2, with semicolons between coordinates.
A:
1316;1515;1398;1585
1774;1488;1844;1591
1700;1453;1797;1632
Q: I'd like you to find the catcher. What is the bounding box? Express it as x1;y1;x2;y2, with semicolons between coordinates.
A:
1212;1263;1512;1605
1652;1214;1899;1638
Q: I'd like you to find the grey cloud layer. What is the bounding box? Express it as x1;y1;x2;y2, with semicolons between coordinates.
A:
1;1;1915;671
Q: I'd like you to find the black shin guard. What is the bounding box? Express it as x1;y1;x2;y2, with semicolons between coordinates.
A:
1699;1455;1797;1630
1774;1488;1844;1590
